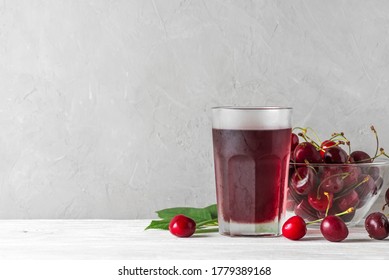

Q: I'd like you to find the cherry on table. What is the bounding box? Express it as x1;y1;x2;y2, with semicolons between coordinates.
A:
320;215;349;242
282;215;307;240
169;215;196;237
365;212;389;240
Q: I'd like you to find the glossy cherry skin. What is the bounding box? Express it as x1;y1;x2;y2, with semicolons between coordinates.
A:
320;215;349;242
294;142;323;163
290;167;317;195
365;212;389;240
294;199;319;221
320;140;336;158
308;189;333;212
335;190;359;212
349;151;372;163
341;165;362;188
291;133;299;154
383;188;389;209
282;216;307;240
319;167;344;193
169;215;196;237
355;174;375;208
323;146;348;164
386;188;389;204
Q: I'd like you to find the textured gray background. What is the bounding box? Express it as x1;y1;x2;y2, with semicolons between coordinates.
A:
1;0;389;218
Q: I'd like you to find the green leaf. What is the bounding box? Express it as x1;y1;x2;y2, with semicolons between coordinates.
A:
156;207;212;223
145;204;219;231
145;219;170;230
204;204;218;219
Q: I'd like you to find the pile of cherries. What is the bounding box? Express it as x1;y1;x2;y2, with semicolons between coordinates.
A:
283;126;389;242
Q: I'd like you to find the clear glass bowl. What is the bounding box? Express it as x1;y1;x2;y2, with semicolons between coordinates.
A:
286;160;389;227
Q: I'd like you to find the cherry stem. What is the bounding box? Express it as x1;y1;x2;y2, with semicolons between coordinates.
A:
195;228;219;234
371;125;379;159
196;219;218;228
316;172;350;197
306;207;355;225
294;127;321;150
334;175;370;201
324;192;330;217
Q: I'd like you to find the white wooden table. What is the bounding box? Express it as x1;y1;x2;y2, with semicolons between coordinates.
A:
0;220;387;260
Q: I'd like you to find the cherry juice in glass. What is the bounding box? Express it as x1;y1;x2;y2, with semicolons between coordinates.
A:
212;107;292;236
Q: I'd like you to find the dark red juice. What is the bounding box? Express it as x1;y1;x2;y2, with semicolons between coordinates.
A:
212;128;291;224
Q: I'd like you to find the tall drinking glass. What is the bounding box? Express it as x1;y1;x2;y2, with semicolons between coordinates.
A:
212;107;292;236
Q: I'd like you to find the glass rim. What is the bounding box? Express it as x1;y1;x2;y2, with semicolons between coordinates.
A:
290;159;389;167
211;106;292;111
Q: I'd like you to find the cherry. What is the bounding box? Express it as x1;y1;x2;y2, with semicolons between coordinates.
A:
366;166;380;180
386;188;389;205
320;215;349;242
291;133;299;154
294;142;323;163
323;146;348;164
382;188;389;210
169;215;196;237
290;167;317;195
349;151;372;163
355;174;375;208
320;140;337;158
287;187;303;204
335;190;359;212
294;199;319;221
308;189;333;212
375;176;384;193
341;165;361;188
364;212;389;240
319;167;344;193
282;215;307;240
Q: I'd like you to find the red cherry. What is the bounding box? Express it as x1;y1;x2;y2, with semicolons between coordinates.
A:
294;199;319;221
335;190;359;212
319;167;344;193
308;189;333;212
169;215;196;237
341;165;362;188
349;151;372;163
320;215;349;242
365;212;389;240
294;142;323;163
383;188;389;210
291;133;300;154
290;167;317;195
282;216;307;240
323;146;348;164
355;174;375;208
320;140;336;158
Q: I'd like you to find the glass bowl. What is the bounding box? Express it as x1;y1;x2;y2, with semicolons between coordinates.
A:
286;160;389;227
